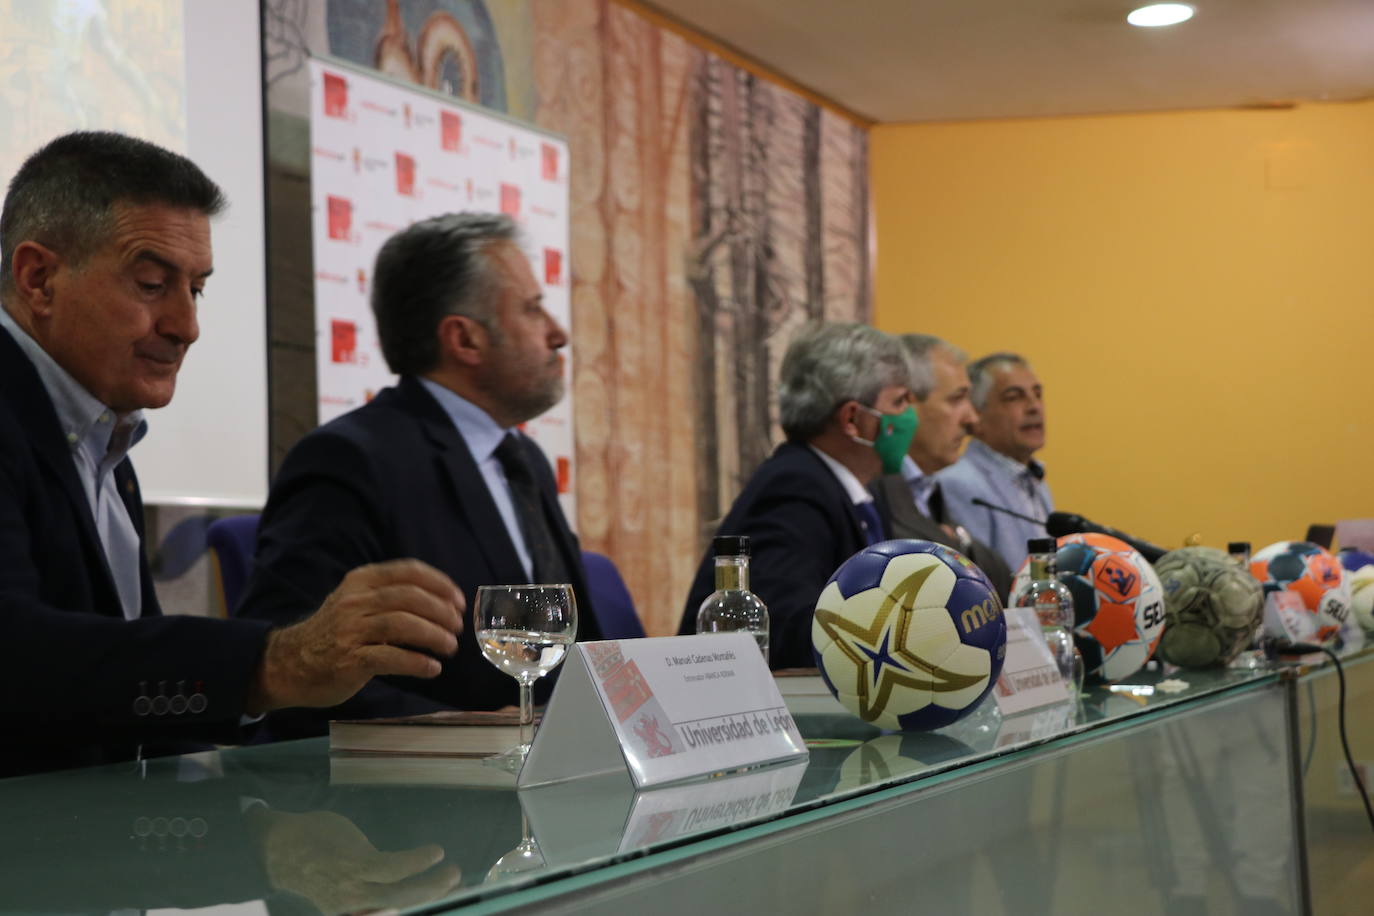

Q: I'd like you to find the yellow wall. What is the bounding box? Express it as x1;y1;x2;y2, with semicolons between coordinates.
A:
872;100;1374;553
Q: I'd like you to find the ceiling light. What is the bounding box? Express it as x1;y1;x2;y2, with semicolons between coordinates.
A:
1127;3;1195;27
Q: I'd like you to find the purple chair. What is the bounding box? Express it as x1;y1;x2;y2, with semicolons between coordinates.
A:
207;514;260;615
581;550;645;639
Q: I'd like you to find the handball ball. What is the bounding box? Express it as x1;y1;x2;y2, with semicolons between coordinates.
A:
1339;548;1374;575
1339;549;1374;633
1011;532;1166;683
812;540;1006;731
1249;541;1352;645
1153;547;1263;668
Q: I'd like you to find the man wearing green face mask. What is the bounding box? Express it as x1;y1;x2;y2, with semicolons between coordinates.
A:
678;322;916;669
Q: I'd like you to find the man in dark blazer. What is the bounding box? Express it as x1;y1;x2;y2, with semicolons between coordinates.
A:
239;213;600;736
679;323;917;669
0;132;463;777
869;334;1014;602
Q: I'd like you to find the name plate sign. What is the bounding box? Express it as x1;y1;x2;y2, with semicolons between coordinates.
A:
519;635;808;789
618;759;806;851
995;700;1077;749
992;607;1071;716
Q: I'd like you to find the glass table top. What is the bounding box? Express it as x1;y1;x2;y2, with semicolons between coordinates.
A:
0;659;1310;915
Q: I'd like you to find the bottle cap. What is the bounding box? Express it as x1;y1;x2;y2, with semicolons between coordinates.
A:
1227;541;1251;554
1028;537;1057;554
713;535;750;557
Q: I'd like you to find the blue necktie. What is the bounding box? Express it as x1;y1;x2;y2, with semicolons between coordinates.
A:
855;500;886;546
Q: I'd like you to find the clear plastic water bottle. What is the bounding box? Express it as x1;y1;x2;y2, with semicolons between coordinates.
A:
695;535;769;662
1010;537;1083;693
1229;540;1269;669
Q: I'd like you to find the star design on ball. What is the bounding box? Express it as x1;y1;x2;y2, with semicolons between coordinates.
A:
857;629;908;689
1085;600;1139;654
815;564;985;722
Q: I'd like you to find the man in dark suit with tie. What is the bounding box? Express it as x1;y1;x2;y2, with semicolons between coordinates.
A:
0;132;464;776
239;212;600;736
869;334;1013;602
678;323;917;669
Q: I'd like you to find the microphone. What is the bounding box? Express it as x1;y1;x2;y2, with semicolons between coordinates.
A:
1045;512;1168;564
970;498;1046;528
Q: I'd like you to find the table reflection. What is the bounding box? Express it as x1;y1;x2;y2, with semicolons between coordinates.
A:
0;750;484;915
0;660;1302;915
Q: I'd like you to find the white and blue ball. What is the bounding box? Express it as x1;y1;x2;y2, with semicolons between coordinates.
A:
1250;541;1351;645
812;540;1007;731
1339;549;1374;633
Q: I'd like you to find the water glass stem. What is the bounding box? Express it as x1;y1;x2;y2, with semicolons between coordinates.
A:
519;680;534;750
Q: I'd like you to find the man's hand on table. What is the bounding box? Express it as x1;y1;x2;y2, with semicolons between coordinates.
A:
247;560;465;713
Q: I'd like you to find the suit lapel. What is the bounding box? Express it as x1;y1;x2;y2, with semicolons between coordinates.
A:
875;474;950;545
785;443;866;549
0;328;124;615
397;378;528;583
115;460;161;617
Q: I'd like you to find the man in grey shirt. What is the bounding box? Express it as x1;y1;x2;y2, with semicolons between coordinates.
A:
935;352;1053;573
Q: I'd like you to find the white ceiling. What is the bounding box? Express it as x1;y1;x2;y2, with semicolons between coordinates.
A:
642;0;1374;123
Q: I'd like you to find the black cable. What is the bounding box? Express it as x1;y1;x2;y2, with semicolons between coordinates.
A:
1270;640;1374;834
1303;679;1318;778
1316;647;1374;835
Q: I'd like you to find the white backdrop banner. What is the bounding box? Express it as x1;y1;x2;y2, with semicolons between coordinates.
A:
307;57;575;520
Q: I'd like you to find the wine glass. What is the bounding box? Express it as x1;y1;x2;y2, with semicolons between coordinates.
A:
476;584;577;770
485;812;544;883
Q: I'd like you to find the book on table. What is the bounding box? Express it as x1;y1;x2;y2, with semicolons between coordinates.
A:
329;754;518;788
329;709;539;757
772;667;829;696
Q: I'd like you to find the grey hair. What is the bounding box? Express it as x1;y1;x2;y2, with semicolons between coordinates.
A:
371;212;519;375
899;334;968;401
968;352;1032;411
1;131;225;301
779;322;913;442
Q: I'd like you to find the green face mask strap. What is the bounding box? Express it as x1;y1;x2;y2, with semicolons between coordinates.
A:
854;404;920;474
